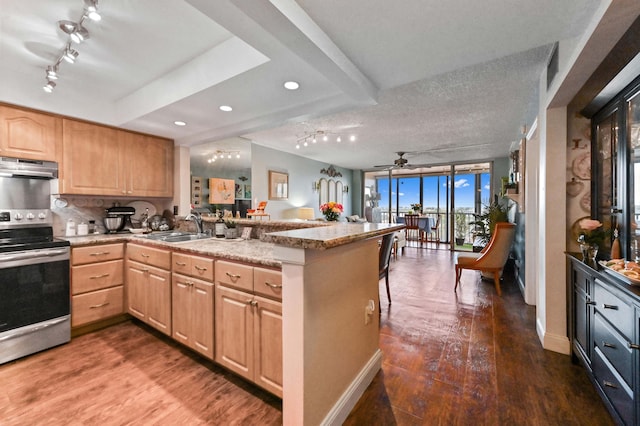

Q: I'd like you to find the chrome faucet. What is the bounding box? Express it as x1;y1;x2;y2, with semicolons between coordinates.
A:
185;211;204;235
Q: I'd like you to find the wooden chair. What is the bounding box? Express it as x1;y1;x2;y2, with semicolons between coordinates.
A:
379;233;395;306
454;222;516;296
429;214;441;243
404;214;423;245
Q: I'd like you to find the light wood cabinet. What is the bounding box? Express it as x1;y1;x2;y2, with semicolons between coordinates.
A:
60;118;173;197
172;273;214;359
0;105;61;161
71;243;125;327
171;252;215;359
126;244;172;336
215;261;283;397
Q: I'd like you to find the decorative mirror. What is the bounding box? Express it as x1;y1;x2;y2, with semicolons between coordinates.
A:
328;179;336;202
336;181;343;204
319;178;328;205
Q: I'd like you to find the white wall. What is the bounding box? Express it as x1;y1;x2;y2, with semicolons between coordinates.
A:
251;144;353;220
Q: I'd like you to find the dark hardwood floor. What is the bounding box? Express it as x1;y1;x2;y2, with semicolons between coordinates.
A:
0;244;613;425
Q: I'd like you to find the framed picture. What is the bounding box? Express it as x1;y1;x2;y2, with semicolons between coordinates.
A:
209;178;235;204
244;184;252;199
235;183;243;198
268;170;288;200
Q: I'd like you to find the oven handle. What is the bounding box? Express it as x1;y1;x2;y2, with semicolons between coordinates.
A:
0;249;69;263
0;317;68;342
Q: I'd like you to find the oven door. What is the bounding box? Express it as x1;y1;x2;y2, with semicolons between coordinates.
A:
0;247;70;364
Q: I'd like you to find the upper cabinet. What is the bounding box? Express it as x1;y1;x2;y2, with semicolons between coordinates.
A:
60;118;173;197
592;74;640;259
0;105;61;162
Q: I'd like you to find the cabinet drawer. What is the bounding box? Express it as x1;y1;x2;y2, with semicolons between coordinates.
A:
72;286;124;327
593;280;633;338
254;268;282;301
216;261;253;292
173;253;214;281
127;243;171;269
572;263;592;295
592;347;633;426
172;252;191;276
593;312;632;385
72;243;124;265
72;259;123;294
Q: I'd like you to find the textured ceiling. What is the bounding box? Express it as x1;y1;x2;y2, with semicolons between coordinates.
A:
0;0;623;171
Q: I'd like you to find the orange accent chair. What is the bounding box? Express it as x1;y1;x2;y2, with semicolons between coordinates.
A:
454;222;516;296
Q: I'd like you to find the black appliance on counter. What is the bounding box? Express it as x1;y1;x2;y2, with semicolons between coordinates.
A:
104;205;135;233
0;156;71;365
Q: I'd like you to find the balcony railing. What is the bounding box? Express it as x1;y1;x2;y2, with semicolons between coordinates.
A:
378;209;477;244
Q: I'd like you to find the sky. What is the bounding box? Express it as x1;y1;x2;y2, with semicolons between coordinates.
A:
376;173;490;211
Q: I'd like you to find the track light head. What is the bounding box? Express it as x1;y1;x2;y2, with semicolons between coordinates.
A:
63;47;79;63
43;80;56;93
46;66;58;80
84;0;101;21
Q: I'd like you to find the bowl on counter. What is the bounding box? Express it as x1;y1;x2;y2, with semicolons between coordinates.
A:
103;216;123;233
129;228;145;234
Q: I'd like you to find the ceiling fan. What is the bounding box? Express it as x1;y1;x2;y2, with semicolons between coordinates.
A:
373;151;431;170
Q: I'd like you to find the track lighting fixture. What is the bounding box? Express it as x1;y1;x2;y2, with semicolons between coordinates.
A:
42;0;102;93
206;150;241;163
295;130;357;149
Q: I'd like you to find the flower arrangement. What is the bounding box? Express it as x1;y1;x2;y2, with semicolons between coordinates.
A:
320;202;343;221
577;218;607;246
410;203;422;213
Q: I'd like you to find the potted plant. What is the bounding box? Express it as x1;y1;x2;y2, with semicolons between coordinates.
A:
471;197;509;246
410;203;422;214
224;220;238;239
455;208;467;246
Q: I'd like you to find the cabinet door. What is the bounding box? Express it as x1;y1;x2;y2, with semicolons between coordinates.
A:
254;295;283;397
0;105;60;161
146;266;172;336
126;261;148;321
215;284;253;381
121;132;173;197
61;119;126;195
191;279;214;359
172;273;192;347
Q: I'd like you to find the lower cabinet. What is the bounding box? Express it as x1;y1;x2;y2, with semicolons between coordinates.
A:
215;260;283;397
126;244;172;336
172;273;214;359
71;243;125;327
568;256;640;425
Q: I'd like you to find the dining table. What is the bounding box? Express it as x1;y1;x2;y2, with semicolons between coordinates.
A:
396;215;435;239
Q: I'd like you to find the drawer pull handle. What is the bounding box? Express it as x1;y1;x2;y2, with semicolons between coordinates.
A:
264;281;282;289
140;253;150;258
89;273;110;279
603;380;618;389
247;299;258;307
603;304;618;310
89;302;110;309
194;265;207;272
175;261;187;266
226;272;241;280
141;268;149;273
629;343;640;350
90;251;110;256
602;342;616;349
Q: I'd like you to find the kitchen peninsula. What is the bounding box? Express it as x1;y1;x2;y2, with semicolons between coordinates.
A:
67;221;403;425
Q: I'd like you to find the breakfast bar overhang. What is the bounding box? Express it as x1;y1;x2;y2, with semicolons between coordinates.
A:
263;223;404;425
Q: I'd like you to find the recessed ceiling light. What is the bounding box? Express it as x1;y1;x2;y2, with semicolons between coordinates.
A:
219;105;233;112
284;81;300;90
174;121;186;126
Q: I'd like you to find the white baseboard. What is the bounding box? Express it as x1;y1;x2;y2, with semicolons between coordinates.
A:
536;318;570;355
320;349;383;426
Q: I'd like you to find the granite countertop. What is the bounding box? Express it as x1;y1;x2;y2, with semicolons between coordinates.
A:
199;217;332;229
62;233;279;268
262;223;405;250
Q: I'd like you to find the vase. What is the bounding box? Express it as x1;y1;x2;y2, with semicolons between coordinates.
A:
324;213;339;221
580;243;598;263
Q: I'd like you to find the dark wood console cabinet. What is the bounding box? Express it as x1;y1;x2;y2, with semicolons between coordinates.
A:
569;255;640;425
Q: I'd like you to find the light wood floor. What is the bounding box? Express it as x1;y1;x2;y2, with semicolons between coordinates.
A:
0;246;613;425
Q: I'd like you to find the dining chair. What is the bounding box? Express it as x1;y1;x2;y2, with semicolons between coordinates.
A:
429;214;441;243
404;214;423;246
454;222;516;296
379;233;395;306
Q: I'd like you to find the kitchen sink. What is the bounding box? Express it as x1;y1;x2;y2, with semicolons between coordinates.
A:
142;231;212;243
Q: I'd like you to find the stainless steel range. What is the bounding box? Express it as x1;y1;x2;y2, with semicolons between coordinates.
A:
0;157;71;365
